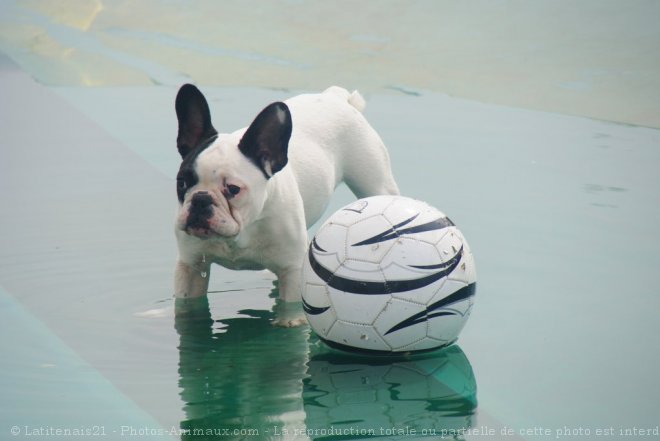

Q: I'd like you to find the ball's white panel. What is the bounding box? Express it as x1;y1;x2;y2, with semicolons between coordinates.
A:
462;250;478;284
380;238;444;279
432;227;477;285
382;197;429;225
303;282;330;305
345;215;396;263
336;259;385;283
429;279;470;305
435;228;463;256
382;198;450;244
380;236;448;305
302;283;336;337
311;222;348;273
326;320;392;352
302;251;323;284
328;290;390;325
425;307;472;343
327;196;395;227
425;279;474;343
374;299;427;349
450;251;477;285
461;233;478;283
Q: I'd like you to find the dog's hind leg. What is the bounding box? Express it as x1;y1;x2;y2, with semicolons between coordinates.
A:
328;89;400;198
342;136;400;198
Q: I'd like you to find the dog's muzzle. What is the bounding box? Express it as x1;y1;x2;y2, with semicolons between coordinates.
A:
186;191;214;229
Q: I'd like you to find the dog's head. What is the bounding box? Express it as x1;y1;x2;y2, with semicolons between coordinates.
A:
174;84;292;240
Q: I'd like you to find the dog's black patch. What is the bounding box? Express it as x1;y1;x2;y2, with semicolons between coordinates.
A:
176;135;217;203
175;84;220;203
238;102;292;179
176;84;218;160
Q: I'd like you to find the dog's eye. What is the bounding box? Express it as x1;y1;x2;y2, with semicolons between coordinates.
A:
227;184;241;196
177;179;187;190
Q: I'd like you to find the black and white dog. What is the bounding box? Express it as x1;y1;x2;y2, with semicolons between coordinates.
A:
173;85;399;324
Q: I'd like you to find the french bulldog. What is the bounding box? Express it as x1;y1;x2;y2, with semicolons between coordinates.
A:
173;84;399;324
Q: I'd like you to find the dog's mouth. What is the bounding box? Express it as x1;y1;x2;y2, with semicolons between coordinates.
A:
185;211;212;234
179;191;241;239
183;212;240;239
185;224;215;239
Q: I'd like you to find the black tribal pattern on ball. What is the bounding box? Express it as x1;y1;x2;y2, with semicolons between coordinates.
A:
351;214;454;246
384;283;476;335
302;298;330;316
308;240;464;295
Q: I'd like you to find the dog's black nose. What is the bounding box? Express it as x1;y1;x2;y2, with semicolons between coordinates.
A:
191;191;213;208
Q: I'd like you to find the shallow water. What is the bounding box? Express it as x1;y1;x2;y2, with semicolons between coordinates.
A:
174;296;477;439
1;2;660;440
3;70;659;439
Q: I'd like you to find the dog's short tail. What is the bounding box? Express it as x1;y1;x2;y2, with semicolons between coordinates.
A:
323;86;366;113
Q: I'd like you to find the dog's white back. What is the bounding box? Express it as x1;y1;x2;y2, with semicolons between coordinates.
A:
278;86;398;226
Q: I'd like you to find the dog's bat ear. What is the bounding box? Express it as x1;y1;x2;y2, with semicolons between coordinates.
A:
175;84;217;159
238;102;292;179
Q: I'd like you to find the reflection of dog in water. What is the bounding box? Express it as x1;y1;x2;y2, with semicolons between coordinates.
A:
175;297;477;438
175;297;309;437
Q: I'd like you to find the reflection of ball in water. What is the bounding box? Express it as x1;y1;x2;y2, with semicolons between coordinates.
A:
304;344;478;434
302;196;477;354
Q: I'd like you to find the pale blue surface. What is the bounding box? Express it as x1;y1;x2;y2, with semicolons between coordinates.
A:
0;287;177;440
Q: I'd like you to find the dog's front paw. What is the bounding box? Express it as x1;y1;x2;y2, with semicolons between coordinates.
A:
272;301;308;328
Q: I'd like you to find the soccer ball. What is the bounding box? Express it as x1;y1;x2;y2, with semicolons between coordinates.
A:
301;195;476;354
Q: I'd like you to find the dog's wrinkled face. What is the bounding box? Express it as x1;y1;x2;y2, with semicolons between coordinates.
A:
176;135;257;239
174;84;292;240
